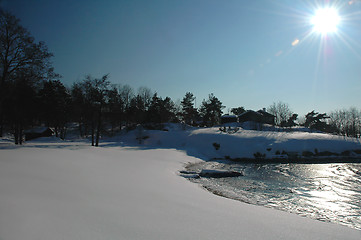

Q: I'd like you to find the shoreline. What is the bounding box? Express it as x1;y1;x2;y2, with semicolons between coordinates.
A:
221;156;361;164
183;159;361;231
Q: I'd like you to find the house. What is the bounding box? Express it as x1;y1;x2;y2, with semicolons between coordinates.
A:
256;109;275;125
220;115;238;124
24;127;54;141
238;109;275;125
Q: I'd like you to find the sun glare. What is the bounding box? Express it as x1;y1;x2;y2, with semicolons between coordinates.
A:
311;8;341;34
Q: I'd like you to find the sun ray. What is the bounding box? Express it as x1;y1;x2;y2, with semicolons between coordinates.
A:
333;30;361;59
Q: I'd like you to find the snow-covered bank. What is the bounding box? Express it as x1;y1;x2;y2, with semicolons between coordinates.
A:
115;124;361;161
0;141;360;239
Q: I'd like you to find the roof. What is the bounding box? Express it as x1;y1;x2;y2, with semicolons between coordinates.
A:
24;127;53;134
221;115;238;118
238;110;262;117
257;110;275;118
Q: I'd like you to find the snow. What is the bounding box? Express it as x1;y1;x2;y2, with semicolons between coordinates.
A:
115;124;361;160
0;137;360;239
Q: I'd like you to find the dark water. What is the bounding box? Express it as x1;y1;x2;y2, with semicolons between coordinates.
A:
186;161;361;230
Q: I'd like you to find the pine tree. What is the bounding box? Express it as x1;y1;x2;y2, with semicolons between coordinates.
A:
181;92;198;125
199;93;225;127
39;79;71;139
231;107;246;116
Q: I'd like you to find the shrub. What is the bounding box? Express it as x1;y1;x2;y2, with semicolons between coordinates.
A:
302;151;314;157
212;142;220;150
353;149;361;154
253;152;266;159
315;151;338;157
341;150;351;156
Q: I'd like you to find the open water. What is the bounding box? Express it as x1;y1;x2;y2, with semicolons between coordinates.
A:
186;161;361;230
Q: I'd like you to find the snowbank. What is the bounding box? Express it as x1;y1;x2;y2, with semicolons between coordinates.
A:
0;141;360;239
114;124;361;161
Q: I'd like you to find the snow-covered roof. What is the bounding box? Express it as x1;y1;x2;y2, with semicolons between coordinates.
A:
221;115;238;118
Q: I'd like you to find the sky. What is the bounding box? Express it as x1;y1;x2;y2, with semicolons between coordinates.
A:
2;0;361;116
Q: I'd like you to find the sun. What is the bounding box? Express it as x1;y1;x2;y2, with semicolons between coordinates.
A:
310;7;341;34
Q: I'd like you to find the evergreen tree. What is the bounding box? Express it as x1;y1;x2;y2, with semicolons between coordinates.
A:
231;107;246;116
181;92;198;125
147;94;176;124
161;97;177;123
70;82;87;137
199;93;225;127
38;79;71;139
128;94;146;124
280;113;298;128
304;110;332;132
106;85;123;134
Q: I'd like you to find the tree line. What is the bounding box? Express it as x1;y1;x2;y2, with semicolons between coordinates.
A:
1;10;360;145
267;101;361;138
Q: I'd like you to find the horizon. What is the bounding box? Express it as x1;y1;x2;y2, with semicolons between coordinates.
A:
3;0;361;116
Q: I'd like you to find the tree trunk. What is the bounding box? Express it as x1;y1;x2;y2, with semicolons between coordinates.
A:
91;115;95;146
95;105;102;147
19;124;23;145
14;124;19;145
0;113;3;137
78;120;83;137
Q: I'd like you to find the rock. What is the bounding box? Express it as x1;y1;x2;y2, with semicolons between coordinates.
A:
179;173;200;179
199;169;243;178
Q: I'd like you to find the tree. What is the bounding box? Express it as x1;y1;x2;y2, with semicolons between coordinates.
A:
74;74;110;146
5;72;38;144
137;87;153;111
147;93;176;124
38;79;71;139
267;101;293;126
128;94;146;124
0;10;53;138
329;108;361;137
70;82;87;137
280;114;298;128
199;93;225;127
304;110;334;132
105;85;123;134
181;92;198;125
231;107;246;116
161;97;177;123
119;84;134;126
346;107;361;138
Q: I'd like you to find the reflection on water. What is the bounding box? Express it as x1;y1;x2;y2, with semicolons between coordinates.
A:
187;161;361;230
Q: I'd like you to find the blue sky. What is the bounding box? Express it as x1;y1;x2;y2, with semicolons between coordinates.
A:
3;0;361;116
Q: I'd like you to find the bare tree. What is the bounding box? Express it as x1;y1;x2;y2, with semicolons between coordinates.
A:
330;107;361;137
137;86;153;111
0;9;53;139
267;101;293;126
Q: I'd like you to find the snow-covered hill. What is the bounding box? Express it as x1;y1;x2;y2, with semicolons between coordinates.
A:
116;123;361;161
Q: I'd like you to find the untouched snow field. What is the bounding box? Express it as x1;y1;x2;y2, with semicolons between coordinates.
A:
0;140;360;240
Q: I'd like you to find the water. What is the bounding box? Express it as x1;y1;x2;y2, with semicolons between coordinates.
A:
186;161;361;230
